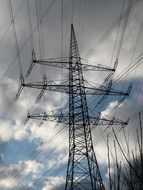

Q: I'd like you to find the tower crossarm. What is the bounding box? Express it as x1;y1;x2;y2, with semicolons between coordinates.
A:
19;79;130;97
26;57;116;77
89;116;128;126
85;86;129;96
26;111;128;127
33;58;115;71
22;81;69;93
27;111;69;124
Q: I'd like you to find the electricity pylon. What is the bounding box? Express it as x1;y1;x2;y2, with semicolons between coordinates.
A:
65;24;105;190
16;24;131;190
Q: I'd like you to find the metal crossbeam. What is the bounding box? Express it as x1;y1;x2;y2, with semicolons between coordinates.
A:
18;79;130;96
33;58;115;71
26;57;116;77
27;111;128;126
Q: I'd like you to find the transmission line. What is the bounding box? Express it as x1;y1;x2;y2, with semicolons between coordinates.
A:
84;0;140;59
0;0;26;45
0;0;56;90
0;124;67;185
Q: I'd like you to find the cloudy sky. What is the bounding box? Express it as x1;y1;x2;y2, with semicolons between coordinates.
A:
0;0;143;189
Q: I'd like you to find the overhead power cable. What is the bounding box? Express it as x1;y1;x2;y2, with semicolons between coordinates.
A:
110;0;126;65
113;52;143;86
0;0;26;45
7;0;23;75
15;135;68;189
26;0;34;51
0;125;67;185
36;0;42;59
92;107;143;148
0;0;56;84
88;50;143;113
84;0;140;59
84;0;141;113
115;0;132;61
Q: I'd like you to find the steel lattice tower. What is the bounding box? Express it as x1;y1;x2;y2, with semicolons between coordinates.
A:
65;24;105;190
16;23;131;190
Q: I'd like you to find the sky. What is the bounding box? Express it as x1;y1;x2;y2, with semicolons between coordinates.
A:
0;0;143;189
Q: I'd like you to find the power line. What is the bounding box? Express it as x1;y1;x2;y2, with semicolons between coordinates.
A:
0;0;56;84
26;0;34;52
7;0;23;75
0;0;26;45
15;136;68;189
84;0;140;59
0;124;67;184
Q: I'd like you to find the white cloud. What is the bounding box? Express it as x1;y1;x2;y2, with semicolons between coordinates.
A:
0;119;29;142
14;125;29;141
0;1;143;190
47;151;68;170
0;176;18;189
42;176;65;190
29;122;68;151
0;158;43;189
0;163;21;189
0;121;15;142
101;101;120;117
22;160;43;176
